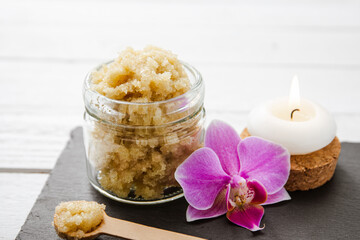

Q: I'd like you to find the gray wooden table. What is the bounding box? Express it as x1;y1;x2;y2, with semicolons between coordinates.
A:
1;0;360;239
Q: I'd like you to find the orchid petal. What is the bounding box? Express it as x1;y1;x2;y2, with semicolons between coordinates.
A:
225;184;235;211
175;147;231;210
247;179;267;204
186;187;228;222
226;204;265;231
263;187;291;205
205;120;241;175
238;137;290;194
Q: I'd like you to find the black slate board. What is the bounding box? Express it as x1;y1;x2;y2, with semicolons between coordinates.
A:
17;127;360;240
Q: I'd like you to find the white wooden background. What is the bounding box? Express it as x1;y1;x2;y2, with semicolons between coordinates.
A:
1;0;360;239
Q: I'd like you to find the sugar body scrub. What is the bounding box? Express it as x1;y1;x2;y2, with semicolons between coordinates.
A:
53;201;105;239
83;46;205;202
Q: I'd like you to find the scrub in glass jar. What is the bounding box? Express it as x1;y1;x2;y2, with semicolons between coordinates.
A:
83;46;205;204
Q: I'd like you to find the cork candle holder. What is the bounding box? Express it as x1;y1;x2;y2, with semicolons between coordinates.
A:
241;128;341;191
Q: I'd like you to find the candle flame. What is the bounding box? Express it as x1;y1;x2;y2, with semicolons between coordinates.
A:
289;75;300;109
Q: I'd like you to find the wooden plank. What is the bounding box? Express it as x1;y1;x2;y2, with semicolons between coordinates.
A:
1;61;359;113
200;64;360;113
1;25;360;67
2;0;360;27
0;106;82;170
0;173;49;240
0;1;360;65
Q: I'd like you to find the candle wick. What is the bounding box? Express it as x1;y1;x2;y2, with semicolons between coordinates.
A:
291;109;300;120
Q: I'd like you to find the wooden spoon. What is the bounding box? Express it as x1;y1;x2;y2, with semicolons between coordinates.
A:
54;210;206;240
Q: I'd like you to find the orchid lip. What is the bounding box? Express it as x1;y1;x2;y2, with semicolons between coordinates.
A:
228;178;260;208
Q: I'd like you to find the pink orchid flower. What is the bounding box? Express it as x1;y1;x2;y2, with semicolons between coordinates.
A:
175;120;291;231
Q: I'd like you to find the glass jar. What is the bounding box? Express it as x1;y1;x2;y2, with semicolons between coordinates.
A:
83;61;205;204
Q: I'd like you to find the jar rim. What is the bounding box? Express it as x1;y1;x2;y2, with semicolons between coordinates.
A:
83;60;203;107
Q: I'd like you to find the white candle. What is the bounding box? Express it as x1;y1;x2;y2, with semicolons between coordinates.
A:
247;76;337;155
